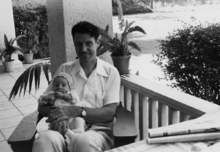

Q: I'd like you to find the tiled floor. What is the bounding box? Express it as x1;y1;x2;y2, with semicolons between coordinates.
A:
0;59;50;152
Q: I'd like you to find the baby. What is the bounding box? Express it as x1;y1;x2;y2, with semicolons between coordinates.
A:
38;72;85;133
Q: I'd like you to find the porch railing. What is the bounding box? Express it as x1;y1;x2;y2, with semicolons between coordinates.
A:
120;74;220;141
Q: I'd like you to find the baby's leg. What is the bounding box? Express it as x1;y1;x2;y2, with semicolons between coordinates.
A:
68;117;85;133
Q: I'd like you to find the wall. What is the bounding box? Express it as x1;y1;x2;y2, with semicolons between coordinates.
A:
0;0;16;49
46;0;113;75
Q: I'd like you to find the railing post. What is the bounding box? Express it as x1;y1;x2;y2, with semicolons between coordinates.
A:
170;109;180;124
159;103;169;127
132;91;139;141
120;85;124;106
141;96;148;139
124;87;131;111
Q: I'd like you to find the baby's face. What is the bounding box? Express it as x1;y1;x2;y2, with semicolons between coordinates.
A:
53;76;69;93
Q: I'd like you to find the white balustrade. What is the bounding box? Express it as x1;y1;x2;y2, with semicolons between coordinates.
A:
120;74;219;141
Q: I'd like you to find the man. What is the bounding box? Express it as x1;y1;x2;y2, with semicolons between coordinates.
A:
32;21;120;152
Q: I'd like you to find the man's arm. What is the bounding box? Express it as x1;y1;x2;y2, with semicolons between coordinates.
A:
82;103;118;125
46;103;118;126
38;104;54;117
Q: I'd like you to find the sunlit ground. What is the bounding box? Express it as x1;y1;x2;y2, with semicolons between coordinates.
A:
112;4;220;87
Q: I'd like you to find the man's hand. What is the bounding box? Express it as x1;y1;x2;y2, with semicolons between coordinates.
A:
38;104;55;117
50;120;69;135
46;106;82;123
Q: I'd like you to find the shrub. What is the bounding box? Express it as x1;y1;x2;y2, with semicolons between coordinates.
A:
13;5;49;59
153;19;220;105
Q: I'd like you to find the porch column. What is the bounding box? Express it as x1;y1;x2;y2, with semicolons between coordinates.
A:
0;0;22;68
46;0;113;75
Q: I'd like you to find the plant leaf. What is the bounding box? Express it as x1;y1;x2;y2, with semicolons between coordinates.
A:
42;63;50;84
18;70;29;97
127;26;146;35
123;20;135;34
14;50;24;56
97;45;112;56
28;67;35;94
23;69;31;96
34;65;41;92
37;65;41;89
9;71;26;100
4;34;10;50
128;41;141;51
11;35;26;46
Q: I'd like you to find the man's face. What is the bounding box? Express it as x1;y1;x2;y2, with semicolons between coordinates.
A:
73;33;99;63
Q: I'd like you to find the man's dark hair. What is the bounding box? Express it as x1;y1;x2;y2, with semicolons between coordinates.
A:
71;21;100;40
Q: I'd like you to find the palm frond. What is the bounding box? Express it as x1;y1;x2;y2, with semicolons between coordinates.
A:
42;63;50;84
28;67;34;94
127;41;142;52
34;65;41;92
19;70;30;97
9;73;25;100
9;62;51;100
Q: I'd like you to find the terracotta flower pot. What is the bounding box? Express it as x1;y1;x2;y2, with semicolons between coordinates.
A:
3;60;14;73
24;53;34;64
111;54;132;75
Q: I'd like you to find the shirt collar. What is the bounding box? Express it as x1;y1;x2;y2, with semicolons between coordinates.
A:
71;57;109;77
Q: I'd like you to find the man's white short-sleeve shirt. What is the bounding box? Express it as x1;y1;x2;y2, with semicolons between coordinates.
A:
50;58;120;108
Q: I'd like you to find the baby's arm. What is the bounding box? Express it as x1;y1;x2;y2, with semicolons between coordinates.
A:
54;92;72;102
38;93;56;105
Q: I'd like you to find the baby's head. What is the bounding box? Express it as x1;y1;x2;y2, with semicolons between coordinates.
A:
52;73;73;94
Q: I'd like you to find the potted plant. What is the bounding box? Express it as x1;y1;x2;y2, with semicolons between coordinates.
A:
97;0;146;75
98;21;146;75
19;21;39;64
0;34;24;72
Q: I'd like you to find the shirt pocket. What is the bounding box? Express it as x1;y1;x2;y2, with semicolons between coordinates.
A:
96;90;105;102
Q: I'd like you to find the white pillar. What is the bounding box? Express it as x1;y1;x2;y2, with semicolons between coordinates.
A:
0;0;22;68
46;0;113;75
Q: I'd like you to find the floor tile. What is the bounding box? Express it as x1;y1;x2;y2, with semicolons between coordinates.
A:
1;127;16;140
1;89;12;95
0;82;16;90
0;141;13;152
17;104;38;115
0;108;22;120
0;115;23;130
0;132;5;141
8;71;25;79
0;73;11;79
0;96;8;103
0;95;9;102
12;97;37;107
11;68;26;73
0;102;15;111
0;78;15;85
